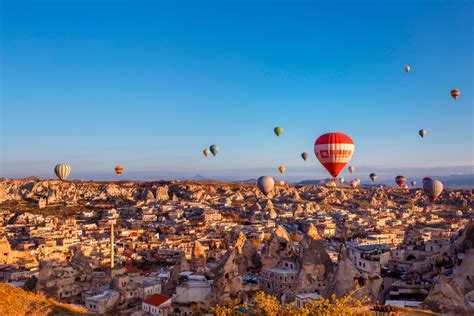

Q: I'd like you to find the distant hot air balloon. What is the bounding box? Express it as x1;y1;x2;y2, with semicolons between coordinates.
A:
209;145;219;156
115;166;123;176
355;178;361;185
257;176;275;196
419;129;427;138
54;163;71;181
301;152;309;161
348;166;355;174
350;179;358;188
451;89;460;100
203;148;211;157
405;65;411;72
274;127;283;137
395;176;407;188
411;180;416;187
314;132;355;179
339;178;345;184
424;179;443;201
278;166;286;174
370;173;377;182
422;177;432;186
279;180;285;186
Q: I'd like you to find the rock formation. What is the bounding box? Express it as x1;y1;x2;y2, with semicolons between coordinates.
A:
323;244;381;302
207;232;261;305
162;252;190;296
422;275;473;314
296;224;333;293
261;225;297;268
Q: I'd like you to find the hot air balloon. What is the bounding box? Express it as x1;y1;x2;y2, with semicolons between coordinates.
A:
424;179;443;201
274;127;283;137
203;148;210;157
348;166;355;174
278;166;286;174
405;65;411;72
209;145;219;156
301;152;309;161
395;176;407;188
314;132;355;179
257;176;275;196
451;89;460;100
419;129;427;138
370;173;377;182
339;178;345;184
355;178;361;185
279;180;285;186
411;180;416;187
54;163;71;181
115;166;123;176
422;177;432;186
350;179;358;188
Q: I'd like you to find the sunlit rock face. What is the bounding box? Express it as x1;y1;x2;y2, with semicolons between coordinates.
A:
207;232;261;306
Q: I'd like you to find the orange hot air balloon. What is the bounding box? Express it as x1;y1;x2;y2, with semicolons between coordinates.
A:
115;166;123;176
279;180;285;186
278;166;286;174
314;133;355;179
405;65;411;72
451;89;460;100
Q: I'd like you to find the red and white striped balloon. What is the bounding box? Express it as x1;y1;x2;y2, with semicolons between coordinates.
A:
314;132;354;179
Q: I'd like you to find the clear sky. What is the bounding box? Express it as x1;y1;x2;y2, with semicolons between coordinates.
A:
1;0;473;182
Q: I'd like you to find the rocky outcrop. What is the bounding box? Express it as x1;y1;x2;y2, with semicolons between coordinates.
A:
207;232;261;305
162;252;190;296
296;224;333;293
261;225;296;268
422;275;473;314
323;244;381;302
190;241;206;272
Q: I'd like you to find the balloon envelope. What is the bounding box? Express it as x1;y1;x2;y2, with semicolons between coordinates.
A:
348;166;355;173
370;173;377;182
278;166;286;174
350;179;358;188
314;132;354;178
301;152;309;161
54;163;71;181
405;65;411;72
451;89;460;100
274;127;283;137
419;129;427;138
279;180;285;186
203;149;210;157
115;166;123;176
411;181;416;187
424;179;443;201
209;145;219;156
257;176;275;196
395;176;407;188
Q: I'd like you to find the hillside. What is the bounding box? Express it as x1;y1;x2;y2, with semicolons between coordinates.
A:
0;283;88;316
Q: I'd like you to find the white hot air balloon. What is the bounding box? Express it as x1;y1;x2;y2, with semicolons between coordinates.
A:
54;163;71;181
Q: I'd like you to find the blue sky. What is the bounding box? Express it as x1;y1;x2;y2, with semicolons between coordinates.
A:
1;0;472;181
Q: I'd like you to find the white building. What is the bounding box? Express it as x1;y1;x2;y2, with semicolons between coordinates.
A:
173;273;211;304
142;294;172;316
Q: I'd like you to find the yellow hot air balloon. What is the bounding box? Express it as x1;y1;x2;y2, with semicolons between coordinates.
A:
278;166;286;174
274;127;283;137
279;180;285;186
115;166;123;176
405;65;411;72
